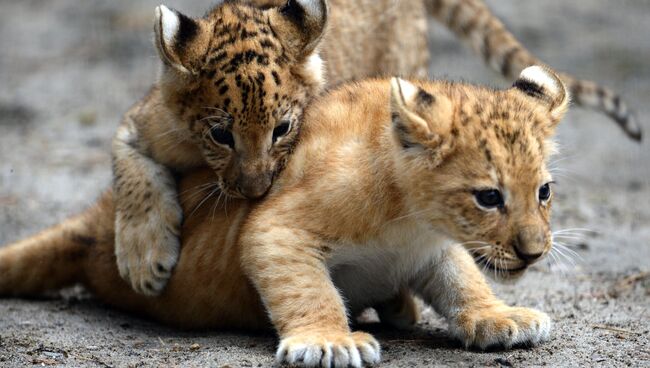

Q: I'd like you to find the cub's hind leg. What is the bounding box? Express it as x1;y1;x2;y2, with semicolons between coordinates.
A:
0;193;112;296
112;118;182;296
412;244;551;349
375;287;420;330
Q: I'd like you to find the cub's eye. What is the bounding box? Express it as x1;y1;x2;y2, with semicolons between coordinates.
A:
272;120;291;143
539;183;551;201
209;126;235;148
474;189;504;209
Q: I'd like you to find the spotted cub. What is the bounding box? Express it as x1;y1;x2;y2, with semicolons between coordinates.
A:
112;0;326;294
0;66;569;367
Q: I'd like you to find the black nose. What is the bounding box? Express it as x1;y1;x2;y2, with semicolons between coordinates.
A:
512;232;544;263
513;246;543;263
237;173;272;199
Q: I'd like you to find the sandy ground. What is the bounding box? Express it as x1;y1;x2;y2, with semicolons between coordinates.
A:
1;0;649;366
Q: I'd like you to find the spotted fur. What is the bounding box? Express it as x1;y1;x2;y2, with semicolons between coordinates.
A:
2;67;567;366
111;0;327;295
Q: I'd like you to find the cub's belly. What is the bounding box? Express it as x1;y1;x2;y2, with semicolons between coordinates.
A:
328;239;443;312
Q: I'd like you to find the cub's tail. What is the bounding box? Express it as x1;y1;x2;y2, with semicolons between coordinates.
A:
0;191;114;296
425;0;642;141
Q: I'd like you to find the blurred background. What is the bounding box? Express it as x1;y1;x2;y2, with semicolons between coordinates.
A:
0;0;648;366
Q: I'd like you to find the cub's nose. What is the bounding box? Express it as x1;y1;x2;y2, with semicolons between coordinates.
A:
237;173;272;199
513;245;543;263
512;229;545;263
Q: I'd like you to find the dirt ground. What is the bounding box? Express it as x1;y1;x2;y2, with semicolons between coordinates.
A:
1;0;649;367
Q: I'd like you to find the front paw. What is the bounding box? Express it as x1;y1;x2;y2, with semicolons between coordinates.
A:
449;305;551;349
277;331;380;368
115;202;182;296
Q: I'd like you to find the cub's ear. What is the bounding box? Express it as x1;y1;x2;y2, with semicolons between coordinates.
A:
154;5;207;74
390;78;455;167
268;0;328;58
513;65;569;124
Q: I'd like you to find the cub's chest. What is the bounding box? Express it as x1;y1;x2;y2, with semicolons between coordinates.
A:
326;225;449;310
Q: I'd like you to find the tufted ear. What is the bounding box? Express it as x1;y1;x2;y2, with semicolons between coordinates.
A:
390;78;455;167
154;5;207;74
268;0;328;58
513;66;569;124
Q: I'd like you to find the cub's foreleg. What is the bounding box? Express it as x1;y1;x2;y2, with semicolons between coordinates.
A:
241;225;381;368
112;118;182;296
412;244;551;349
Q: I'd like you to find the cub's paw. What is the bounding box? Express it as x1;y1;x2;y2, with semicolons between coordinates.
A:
115;198;182;296
277;331;380;368
449;305;551;350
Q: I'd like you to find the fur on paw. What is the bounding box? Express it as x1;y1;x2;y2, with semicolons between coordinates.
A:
449;305;551;350
277;331;381;368
115;197;182;296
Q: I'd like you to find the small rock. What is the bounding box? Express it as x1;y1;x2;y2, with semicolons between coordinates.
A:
78;110;97;126
190;343;201;351
32;358;58;366
495;357;513;367
42;351;64;360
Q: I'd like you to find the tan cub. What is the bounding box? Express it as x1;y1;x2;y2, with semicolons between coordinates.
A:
0;66;567;367
117;0;640;298
112;0;326;295
240;65;567;365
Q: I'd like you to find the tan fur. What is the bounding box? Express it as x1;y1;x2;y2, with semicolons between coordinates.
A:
114;0;638;297
1;68;568;366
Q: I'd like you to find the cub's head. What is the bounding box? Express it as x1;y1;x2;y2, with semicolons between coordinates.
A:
154;0;327;198
390;66;569;280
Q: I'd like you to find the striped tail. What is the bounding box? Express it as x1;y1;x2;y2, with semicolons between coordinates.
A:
0;192;113;296
425;0;642;141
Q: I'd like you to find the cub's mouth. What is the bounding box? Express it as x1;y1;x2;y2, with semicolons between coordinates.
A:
474;257;528;277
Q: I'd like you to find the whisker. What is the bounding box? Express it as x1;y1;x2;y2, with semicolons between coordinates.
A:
179;181;219;197
554;242;583;261
188;186;220;219
552;243;578;266
553;228;598;234
202;106;229;115
553;234;584;240
548;249;568;277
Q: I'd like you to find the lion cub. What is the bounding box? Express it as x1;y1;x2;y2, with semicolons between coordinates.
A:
112;0;326;295
238;66;568;365
0;66;567;366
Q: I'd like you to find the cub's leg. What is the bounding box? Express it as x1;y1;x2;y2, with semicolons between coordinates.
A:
0;191;112;296
412;244;551;349
241;226;381;368
374;287;420;330
0;216;90;296
112;118;182;296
